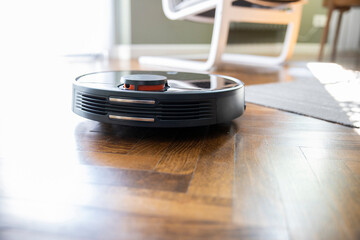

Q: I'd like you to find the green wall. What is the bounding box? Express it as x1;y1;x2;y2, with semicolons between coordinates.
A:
299;0;327;43
130;0;212;44
115;0;327;45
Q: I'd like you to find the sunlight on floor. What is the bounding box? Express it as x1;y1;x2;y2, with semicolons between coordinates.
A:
307;62;360;132
0;160;95;223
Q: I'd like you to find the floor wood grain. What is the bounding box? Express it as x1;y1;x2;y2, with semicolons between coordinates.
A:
0;58;359;240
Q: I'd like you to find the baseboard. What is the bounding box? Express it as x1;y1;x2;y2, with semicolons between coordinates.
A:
109;43;329;60
109;44;210;59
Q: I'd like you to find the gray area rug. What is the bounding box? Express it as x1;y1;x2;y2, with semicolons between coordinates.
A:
246;64;360;128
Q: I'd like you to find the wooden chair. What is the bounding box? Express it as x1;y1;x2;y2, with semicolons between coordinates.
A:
139;0;307;71
318;0;360;62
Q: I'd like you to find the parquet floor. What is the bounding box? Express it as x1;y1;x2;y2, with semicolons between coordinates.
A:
0;58;359;240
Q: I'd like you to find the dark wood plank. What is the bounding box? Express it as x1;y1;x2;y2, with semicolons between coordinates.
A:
76;124;147;154
127;128;179;158
265;142;349;240
303;152;360;240
79;128;179;170
187;123;236;199
154;127;208;175
233;134;287;228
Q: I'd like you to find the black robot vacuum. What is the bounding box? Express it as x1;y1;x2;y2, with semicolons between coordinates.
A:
72;71;245;128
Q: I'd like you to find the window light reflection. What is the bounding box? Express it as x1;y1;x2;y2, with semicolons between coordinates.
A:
0;162;94;223
307;62;360;130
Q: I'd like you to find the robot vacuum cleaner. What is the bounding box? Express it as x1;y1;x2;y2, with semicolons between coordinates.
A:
72;71;245;128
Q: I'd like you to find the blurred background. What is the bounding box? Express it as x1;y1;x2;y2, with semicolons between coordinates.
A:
0;0;359;64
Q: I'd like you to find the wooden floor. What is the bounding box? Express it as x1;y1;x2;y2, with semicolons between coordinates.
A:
0;58;360;240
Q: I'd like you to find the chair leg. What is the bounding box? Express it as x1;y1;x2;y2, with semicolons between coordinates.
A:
281;5;302;62
331;8;346;62
139;0;231;71
319;5;334;61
